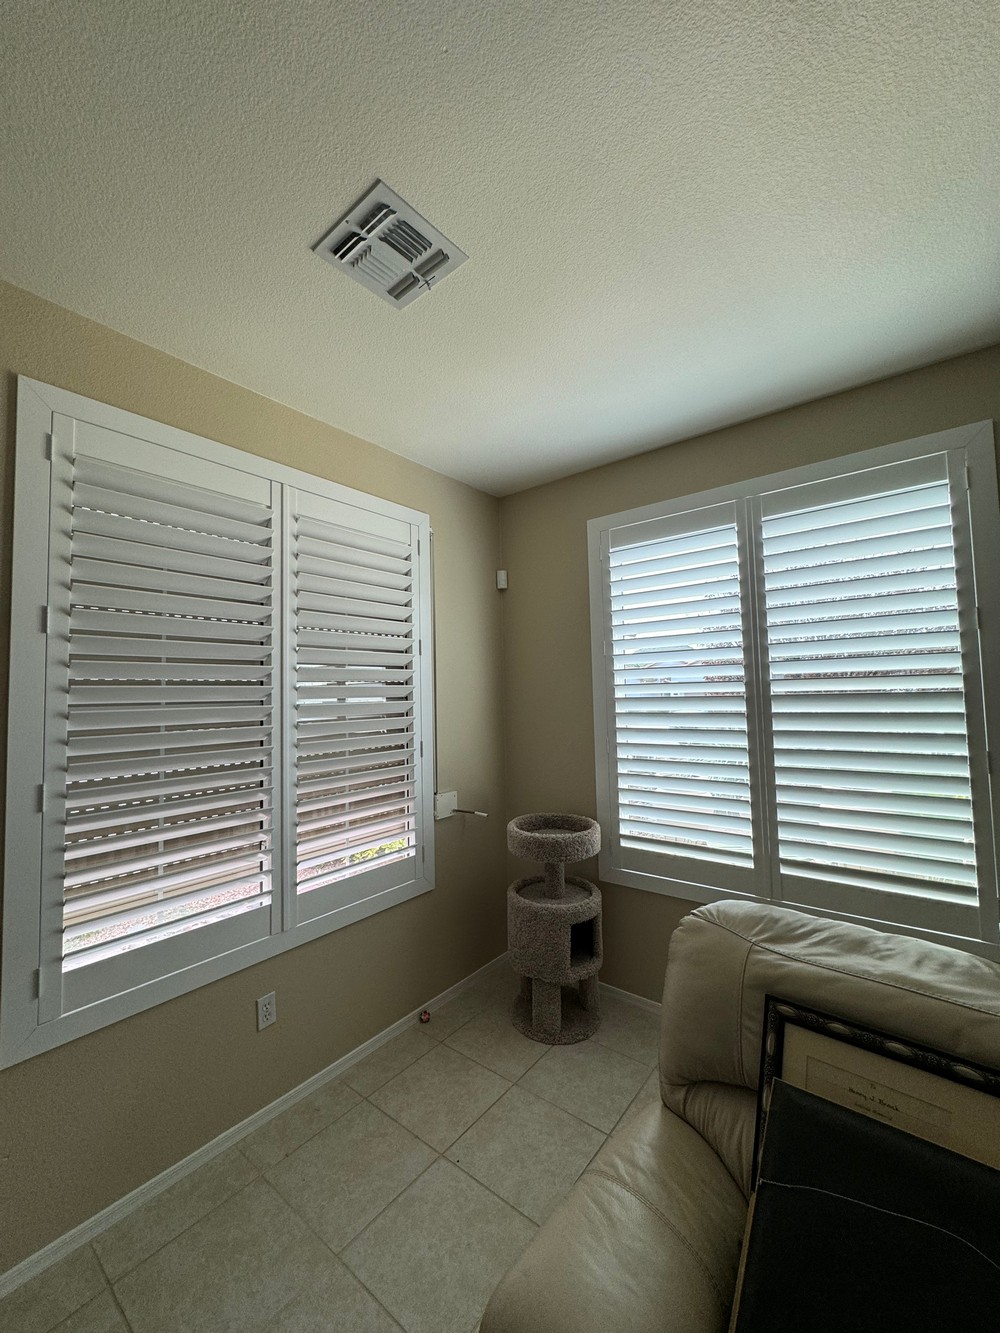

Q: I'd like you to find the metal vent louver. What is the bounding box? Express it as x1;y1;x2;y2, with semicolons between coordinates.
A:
313;181;468;309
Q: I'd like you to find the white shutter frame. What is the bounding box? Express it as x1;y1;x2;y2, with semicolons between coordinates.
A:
588;420;1000;958
286;487;432;928
38;417;282;1023
758;450;990;936
591;501;764;901
1;378;435;1070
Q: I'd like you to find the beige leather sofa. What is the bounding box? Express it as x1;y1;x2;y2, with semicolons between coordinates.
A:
481;899;1000;1333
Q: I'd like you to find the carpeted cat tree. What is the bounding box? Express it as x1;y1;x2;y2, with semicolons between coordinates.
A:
507;813;603;1043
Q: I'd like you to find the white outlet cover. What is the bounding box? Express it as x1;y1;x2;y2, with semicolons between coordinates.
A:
434;791;458;820
256;992;277;1030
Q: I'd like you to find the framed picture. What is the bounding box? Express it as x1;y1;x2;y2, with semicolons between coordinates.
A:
752;995;1000;1185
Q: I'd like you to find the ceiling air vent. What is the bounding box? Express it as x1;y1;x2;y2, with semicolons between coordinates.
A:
313;181;468;309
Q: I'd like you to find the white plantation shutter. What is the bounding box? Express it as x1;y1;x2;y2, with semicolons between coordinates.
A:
2;379;434;1067
605;503;757;891
758;455;985;935
43;419;279;1014
288;491;421;921
590;423;1000;952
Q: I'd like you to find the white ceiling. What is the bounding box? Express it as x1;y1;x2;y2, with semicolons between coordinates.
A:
2;1;998;495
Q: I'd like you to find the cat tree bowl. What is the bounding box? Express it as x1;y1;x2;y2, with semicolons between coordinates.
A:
507;814;603;1044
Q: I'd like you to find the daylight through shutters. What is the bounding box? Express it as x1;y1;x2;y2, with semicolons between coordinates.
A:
760;458;978;900
290;497;417;912
607;505;754;881
590;424;999;950
61;450;276;970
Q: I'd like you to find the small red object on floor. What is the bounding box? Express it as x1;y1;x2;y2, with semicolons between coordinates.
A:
419;1010;431;1023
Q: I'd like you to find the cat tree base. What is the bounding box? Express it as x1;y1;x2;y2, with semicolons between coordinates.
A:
507;863;603;1045
512;974;602;1045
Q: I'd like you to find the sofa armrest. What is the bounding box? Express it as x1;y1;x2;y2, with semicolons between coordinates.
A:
481;1102;747;1333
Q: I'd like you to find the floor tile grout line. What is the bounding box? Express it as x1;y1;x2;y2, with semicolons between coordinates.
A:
249;1095;443;1264
442;1026;553;1083
362;1070;511;1158
441;1081;613;1225
358;1022;638;1155
269;1210;407;1333
379;1000;554;1092
331;1151;538;1332
475;1075;614;1147
445;1148;562;1232
239;1084;363;1171
95;1172;263;1289
103;1272;136;1333
251;1157;420;1333
342;1018;462;1098
503;1074;617;1135
333;1154;443;1263
39;1242;119;1333
356;1062;610;1228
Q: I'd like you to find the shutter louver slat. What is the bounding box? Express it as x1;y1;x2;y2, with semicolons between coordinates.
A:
69;787;271;835
291;503;417;904
608;514;753;871
70;608;270;642
761;471;978;898
70;746;270;782
66;807;274;860
296;769;414;813
70;661;272;683
67;703;270;730
61;451;276;963
72;557;272;603
71;531;272;583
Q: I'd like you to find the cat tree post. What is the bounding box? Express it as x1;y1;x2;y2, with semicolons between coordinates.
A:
506;813;603;1044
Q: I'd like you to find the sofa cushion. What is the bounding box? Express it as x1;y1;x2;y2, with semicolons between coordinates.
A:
481;1101;746;1333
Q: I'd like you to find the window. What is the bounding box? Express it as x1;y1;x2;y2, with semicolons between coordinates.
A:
589;422;1000;958
1;379;434;1067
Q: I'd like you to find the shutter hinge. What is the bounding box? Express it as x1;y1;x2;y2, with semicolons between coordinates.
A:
40;606;50;635
418;639;422;656
37;783;46;814
419;740;424;758
32;968;41;999
44;433;53;462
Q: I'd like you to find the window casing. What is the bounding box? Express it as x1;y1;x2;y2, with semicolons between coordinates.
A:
589;422;1000;959
1;379;434;1067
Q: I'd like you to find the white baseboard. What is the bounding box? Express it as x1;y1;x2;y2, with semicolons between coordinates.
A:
0;952;511;1299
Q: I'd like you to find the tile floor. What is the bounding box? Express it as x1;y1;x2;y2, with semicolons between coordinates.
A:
1;969;661;1333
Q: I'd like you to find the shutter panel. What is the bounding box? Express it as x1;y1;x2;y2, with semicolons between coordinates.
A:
288;492;419;921
759;455;979;908
48;421;277;1010
606;503;756;885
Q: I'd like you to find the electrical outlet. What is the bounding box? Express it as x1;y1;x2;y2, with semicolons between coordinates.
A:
256;992;277;1031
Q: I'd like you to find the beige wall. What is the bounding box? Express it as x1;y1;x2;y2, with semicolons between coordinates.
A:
0;281;507;1272
499;343;1000;1002
2;274;999;1275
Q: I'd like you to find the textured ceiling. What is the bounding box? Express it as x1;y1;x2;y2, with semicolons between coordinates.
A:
2;1;998;494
